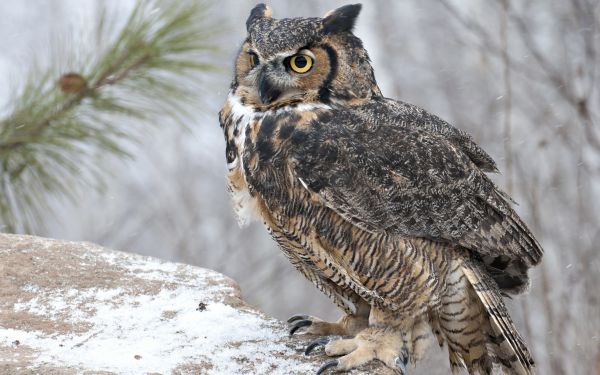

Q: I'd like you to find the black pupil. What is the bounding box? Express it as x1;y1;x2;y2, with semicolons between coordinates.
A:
295;55;307;68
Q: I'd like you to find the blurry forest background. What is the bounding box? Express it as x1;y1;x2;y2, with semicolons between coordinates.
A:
1;1;598;374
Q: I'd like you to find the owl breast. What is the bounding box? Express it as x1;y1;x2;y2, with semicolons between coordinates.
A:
220;91;331;227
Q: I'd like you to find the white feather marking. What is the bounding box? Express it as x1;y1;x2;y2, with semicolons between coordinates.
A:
277;102;332;113
298;177;309;190
231;186;259;227
226;158;239;170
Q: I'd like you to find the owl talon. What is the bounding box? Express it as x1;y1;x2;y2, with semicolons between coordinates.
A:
394;348;410;375
287;314;310;323
289;319;312;336
309;327;409;373
316;359;339;375
305;337;330;355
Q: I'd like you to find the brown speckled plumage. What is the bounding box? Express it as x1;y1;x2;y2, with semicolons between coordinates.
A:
219;4;542;374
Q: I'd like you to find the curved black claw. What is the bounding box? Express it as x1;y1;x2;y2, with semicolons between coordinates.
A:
289;319;312;336
287;314;310;324
305;337;330;355
394;347;410;375
316;359;339;375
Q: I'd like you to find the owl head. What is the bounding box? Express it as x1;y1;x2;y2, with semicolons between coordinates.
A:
231;3;382;110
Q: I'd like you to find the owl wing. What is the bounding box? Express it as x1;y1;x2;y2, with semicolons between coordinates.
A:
291;102;542;266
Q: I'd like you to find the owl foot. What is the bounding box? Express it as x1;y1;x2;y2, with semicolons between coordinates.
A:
307;327;410;375
287;313;368;337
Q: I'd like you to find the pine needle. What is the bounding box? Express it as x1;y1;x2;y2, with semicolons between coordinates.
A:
0;0;219;233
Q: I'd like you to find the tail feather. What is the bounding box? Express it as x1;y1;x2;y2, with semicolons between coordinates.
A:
461;259;535;374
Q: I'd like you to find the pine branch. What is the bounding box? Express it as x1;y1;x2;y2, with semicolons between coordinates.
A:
0;0;219;233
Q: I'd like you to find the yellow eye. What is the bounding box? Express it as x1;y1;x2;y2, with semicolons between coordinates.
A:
289;54;313;73
248;52;259;68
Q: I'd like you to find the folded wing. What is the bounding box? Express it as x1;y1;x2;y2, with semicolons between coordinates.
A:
292;100;543;267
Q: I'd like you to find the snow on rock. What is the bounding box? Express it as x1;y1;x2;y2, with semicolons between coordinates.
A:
0;234;391;375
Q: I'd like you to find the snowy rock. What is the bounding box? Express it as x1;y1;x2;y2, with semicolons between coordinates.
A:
0;234;393;374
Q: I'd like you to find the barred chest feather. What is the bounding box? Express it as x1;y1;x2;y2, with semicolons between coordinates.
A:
220;92;330;227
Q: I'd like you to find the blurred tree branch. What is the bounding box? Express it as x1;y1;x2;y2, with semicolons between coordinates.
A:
0;0;218;233
441;0;600;151
500;0;513;194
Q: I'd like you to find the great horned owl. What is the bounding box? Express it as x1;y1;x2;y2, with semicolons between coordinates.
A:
219;4;542;374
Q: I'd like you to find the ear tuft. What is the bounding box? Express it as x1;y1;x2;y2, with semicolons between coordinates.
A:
322;4;362;34
246;3;273;32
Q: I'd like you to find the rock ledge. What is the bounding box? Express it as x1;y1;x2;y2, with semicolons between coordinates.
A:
0;234;391;374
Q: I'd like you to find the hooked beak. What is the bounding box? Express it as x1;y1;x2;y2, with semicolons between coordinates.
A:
258;72;281;104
